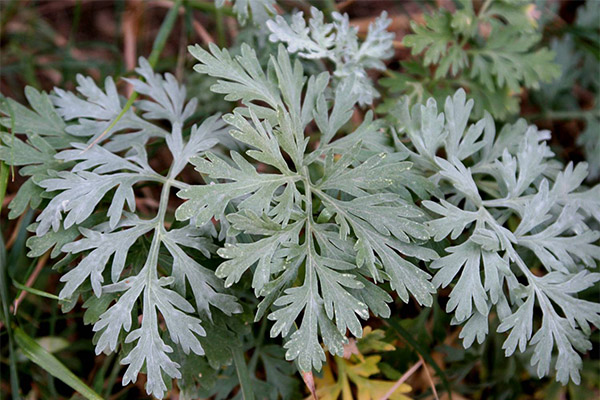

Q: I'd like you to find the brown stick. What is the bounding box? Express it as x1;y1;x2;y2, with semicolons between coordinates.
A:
380;359;423;400
13;251;51;315
5;212;25;250
418;353;440;400
193;19;215;44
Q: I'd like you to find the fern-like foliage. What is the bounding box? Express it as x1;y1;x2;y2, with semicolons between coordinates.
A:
380;0;560;120
0;59;241;398
393;89;600;384
266;6;394;106
179;43;436;372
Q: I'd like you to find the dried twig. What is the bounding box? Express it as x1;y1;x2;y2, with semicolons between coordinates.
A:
12;250;51;315
193;19;215;44
380;359;423;400
123;0;143;96
5;212;25;250
418;353;440;400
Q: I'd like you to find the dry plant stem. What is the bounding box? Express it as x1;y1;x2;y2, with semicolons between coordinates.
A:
418;353;440;400
381;359;423;400
12;251;50;315
336;0;355;11
301;371;317;400
123;0;142;96
2;193;14;209
5;212;25;250
193;19;214;44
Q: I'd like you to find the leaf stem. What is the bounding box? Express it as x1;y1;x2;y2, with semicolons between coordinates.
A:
525;108;600;121
232;345;255;400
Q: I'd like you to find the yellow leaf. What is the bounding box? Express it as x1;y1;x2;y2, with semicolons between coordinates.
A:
309;327;413;400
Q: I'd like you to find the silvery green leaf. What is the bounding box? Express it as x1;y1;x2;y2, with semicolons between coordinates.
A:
216;216;303;293
499;270;600;385
267;235;354;372
188;43;281;111
59;218;154;298
167;115;226;176
8;58;239;398
125;57;197;125
266;8;334;59
518;206;600;273
184;41;436;373
435;157;482;206
176;151;300;225
458;310;489;348
395;96;446;169
422;199;478;241
0;86;70;147
162;230;241;318
0;88;78;218
267;7;393;105
404;89;600;385
120;276;205;398
36;170;146;235
431;241;490;323
51;73;167;151
318;151;412;197
0;132;66;183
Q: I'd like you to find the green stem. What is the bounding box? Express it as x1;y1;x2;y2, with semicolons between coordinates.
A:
102;354;123;399
215;6;226;47
232;345;255;400
0;162;8;214
0;235;21;399
526;108;600;121
248;318;269;371
85;0;183;150
148;0;183;67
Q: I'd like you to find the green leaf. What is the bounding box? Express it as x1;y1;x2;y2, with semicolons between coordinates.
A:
14;327;103;400
180;43;436;373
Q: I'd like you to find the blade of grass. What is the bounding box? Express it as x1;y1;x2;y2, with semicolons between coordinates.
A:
384;318;452;399
0;234;21;399
85;0;183;151
0;162;8;213
232;345;255;400
12;279;60;301
14;326;103;400
215;5;226;47
0;93;17;190
102;354;123;398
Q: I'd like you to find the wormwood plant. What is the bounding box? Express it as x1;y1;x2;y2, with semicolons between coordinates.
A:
1;3;599;399
266;6;394;106
379;0;561;120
